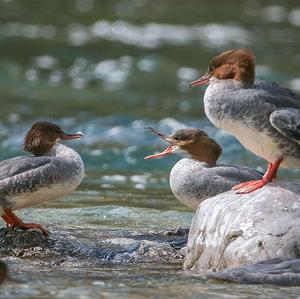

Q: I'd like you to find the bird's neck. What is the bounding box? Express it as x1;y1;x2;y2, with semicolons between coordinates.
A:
188;139;222;167
191;155;217;167
45;143;78;159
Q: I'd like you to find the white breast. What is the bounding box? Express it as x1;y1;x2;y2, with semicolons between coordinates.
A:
221;119;280;161
12;179;81;210
209;116;300;168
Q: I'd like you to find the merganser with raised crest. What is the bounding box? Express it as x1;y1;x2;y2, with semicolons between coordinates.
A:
189;48;300;193
0;121;84;235
145;127;262;210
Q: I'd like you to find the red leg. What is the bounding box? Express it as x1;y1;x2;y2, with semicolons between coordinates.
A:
1;214;15;228
265;162;273;174
3;208;48;236
232;161;276;190
232;158;283;194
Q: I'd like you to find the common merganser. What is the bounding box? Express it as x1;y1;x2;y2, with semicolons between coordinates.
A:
189;48;300;194
0;121;84;235
144;127;262;210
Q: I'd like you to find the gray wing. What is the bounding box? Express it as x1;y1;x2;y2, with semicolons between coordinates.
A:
253;82;300;143
0;156;58;197
256;81;300;109
188;165;262;200
213;165;263;183
202;165;263;198
0;156;52;180
270;108;300;144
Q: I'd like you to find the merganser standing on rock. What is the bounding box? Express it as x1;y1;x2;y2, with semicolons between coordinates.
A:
145;127;262;210
189;48;300;193
0;121;84;235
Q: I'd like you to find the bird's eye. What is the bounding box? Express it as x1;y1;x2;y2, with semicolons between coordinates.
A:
209;65;215;72
173;134;189;141
173;134;181;141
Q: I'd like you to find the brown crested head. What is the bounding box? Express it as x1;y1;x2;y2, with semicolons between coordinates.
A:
190;48;255;87
23;121;83;156
144;127;222;166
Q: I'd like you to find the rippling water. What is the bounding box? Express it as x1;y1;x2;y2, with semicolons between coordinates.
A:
1;0;300;298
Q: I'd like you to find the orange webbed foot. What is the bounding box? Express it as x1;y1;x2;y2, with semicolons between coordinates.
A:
232;158;283;195
2;208;49;236
232;179;269;194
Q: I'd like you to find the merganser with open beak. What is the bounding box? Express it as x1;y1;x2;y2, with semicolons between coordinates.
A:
189;48;300;194
145;127;262;210
0;121;84;235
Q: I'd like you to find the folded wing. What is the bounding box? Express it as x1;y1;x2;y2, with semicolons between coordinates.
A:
0;156;56;197
270;108;300;144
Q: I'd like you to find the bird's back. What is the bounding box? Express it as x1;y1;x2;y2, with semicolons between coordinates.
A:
170;158;262;210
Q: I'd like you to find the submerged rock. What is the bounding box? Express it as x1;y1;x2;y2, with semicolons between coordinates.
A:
0;226;187;264
207;257;300;286
184;183;300;275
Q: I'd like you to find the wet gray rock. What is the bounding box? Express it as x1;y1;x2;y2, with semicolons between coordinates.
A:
207;257;300;286
0;226;188;264
184;183;300;274
0;227;113;260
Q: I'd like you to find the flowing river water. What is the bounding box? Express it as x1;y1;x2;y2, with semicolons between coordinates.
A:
0;1;300;298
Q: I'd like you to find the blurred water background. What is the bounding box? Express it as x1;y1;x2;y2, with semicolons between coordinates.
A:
1;0;300;298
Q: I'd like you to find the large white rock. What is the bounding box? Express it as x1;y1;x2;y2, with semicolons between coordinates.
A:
184;183;300;271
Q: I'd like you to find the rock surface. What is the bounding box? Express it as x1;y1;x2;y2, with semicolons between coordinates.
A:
0;226;188;264
184;183;300;273
207;257;300;286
